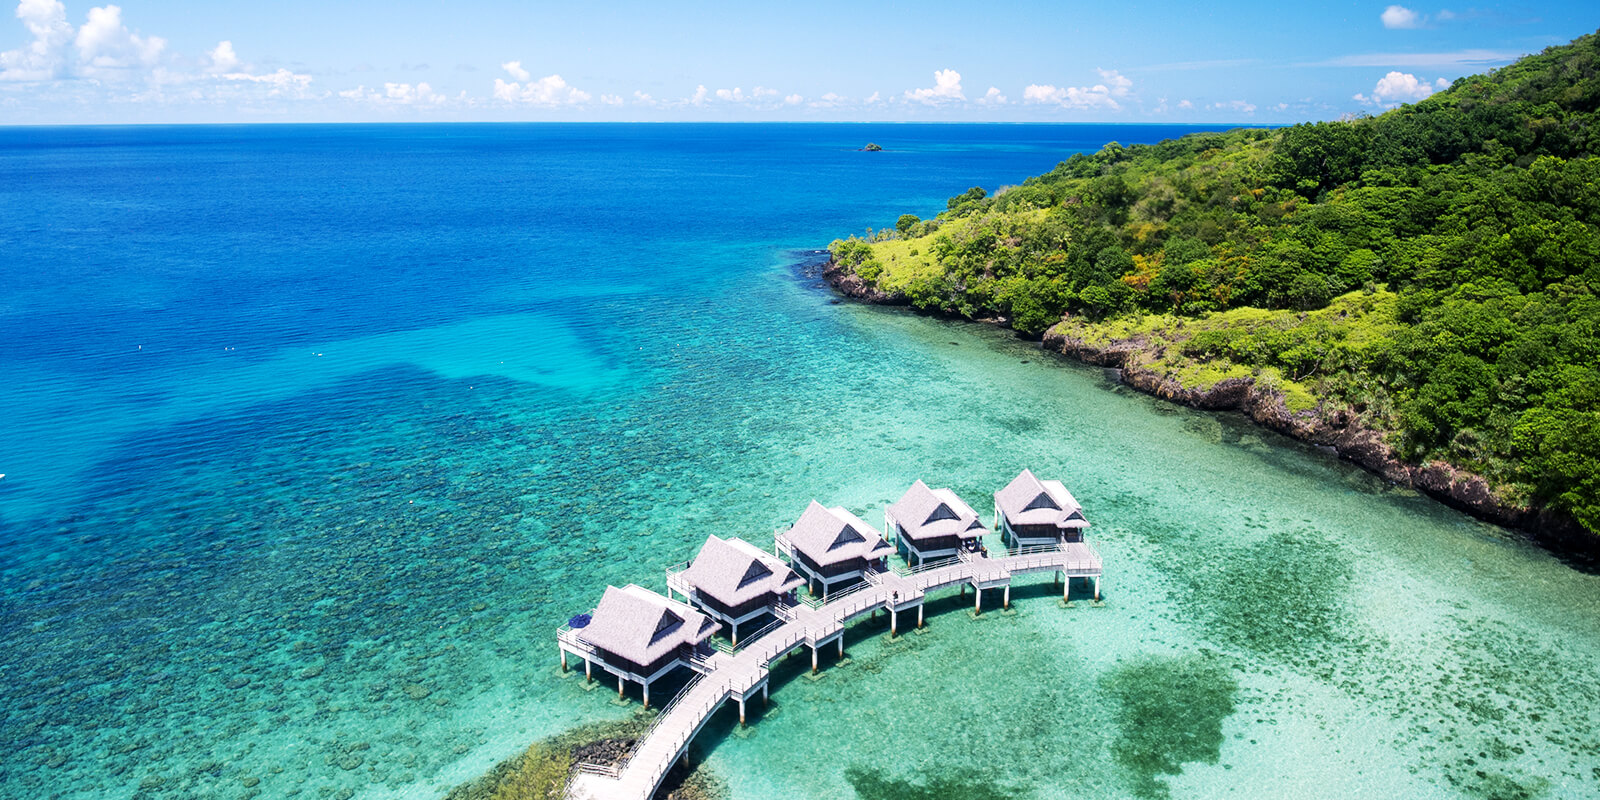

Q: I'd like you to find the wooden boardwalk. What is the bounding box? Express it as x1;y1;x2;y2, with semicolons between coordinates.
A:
564;542;1101;800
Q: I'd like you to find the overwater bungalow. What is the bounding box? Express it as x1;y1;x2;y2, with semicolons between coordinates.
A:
666;534;804;645
994;468;1090;548
775;500;892;601
884;479;988;565
556;584;719;708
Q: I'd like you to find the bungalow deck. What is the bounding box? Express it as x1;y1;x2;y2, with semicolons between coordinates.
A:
560;541;1102;800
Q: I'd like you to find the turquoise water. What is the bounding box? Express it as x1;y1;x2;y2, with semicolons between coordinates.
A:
3;124;1598;800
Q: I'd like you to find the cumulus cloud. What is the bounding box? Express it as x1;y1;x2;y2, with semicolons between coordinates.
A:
714;86;744;101
0;0;73;80
978;86;1006;105
783;93;802;105
904;68;963;104
206;40;237;73
338;81;462;107
492;62;588;105
1178;99;1194;109
493;70;589;105
500;60;529;81
752;85;777;99
1381;5;1423;29
599;93;621;105
1209;99;1257;114
75;4;165;74
1353;70;1439;105
223;67;313;96
690;84;707;104
809;91;842;108
1096;68;1132;96
1023;69;1132;110
633;90;655;105
864;91;881;104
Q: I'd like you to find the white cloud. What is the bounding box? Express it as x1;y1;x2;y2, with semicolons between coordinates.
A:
1178;99;1194;109
753;85;777;98
206;40;237;73
1354;70;1438;106
978;86;1006;105
75;4;166;74
783;93;802;105
223;67;313;97
1209;99;1256;114
1435;76;1448;88
500;60;529;81
492;71;589;105
690;84;707;105
809;91;842;108
599;93;621;105
714;86;744;101
1096;68;1132;96
1381;5;1423;29
1;0;73;80
633;90;655;105
1023;83;1116;109
338;81;463;107
864;91;881;104
1022;69;1132;110
904;68;963;104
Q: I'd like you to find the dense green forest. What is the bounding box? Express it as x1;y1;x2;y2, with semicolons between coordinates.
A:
830;32;1600;538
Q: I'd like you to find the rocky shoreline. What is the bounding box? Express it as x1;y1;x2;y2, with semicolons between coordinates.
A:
821;260;1591;555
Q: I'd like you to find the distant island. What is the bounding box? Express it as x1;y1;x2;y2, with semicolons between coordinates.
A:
826;31;1600;547
863;142;883;151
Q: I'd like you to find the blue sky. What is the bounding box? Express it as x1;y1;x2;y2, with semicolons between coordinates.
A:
0;0;1593;123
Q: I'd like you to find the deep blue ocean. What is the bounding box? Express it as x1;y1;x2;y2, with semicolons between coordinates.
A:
4;124;1599;800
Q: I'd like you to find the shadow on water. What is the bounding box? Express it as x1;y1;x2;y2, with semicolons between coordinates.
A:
845;765;1029;800
1100;652;1239;800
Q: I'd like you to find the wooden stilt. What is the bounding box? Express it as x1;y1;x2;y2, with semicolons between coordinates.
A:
1094;576;1101;601
643;681;650;709
738;697;746;726
732;621;739;647
891;608;898;636
918;604;924;628
618;674;625;699
585;658;592;682
762;682;769;704
1063;574;1070;600
560;648;568;672
1003;585;1011;609
811;645;818;674
837;637;844;658
974;585;982;614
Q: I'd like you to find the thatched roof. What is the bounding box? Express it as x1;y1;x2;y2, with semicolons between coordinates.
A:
681;535;803;608
887;480;988;544
578;585;718;667
995;469;1089;529
784;500;892;568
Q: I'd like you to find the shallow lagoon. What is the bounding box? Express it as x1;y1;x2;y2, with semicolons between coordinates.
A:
2;124;1598;799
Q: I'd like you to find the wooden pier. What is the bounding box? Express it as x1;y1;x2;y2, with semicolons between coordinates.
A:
561;541;1102;800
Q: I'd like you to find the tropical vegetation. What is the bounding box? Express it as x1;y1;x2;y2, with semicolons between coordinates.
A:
829;32;1600;538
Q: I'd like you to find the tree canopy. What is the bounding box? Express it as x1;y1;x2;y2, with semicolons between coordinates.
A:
831;31;1600;538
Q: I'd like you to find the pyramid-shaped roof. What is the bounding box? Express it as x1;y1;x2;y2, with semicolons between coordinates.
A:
578;584;718;667
995;469;1089;529
887;480;989;544
681;535;804;608
784;500;892;568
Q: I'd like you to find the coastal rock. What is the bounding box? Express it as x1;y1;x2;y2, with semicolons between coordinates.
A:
821;261;903;305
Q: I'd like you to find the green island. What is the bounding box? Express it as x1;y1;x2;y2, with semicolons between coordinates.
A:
827;31;1600;544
